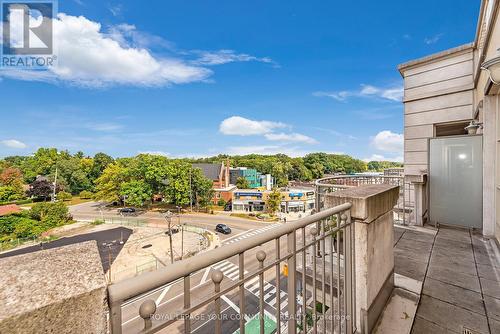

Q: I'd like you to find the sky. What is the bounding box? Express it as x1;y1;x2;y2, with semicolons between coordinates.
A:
0;0;480;161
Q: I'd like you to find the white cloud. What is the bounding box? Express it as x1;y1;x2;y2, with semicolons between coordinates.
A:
138;151;169;157
314;84;403;102
192;49;276;66
372;130;403;153
1;139;27;149
219;116;287;135
1;13;212;87
264;132;318;144
312;91;352;101
363;154;403;163
108;4;123;17
86;123;123;131
424;33;444;45
219;116;317;145
360;85;403;102
226;145;309;157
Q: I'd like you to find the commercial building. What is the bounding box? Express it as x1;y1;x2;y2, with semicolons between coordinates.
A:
230;167;274;190
398;0;500;242
231;188;315;213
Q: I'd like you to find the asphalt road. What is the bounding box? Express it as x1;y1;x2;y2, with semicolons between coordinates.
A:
0;227;133;273
69;201;276;241
119;229;315;334
68;202;312;334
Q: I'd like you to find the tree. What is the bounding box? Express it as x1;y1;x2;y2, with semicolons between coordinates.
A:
120;180;152;207
236;177;250;189
29;202;72;228
0;186;24;201
57;191;72;201
191;168;214;208
90;153;114;181
0;167;25;200
94;163;128;202
267;188;281;216
79;190;93;199
27;179;53;200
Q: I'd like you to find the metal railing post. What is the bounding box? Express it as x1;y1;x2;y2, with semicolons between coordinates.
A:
239;253;246;334
287;231;297;334
256;250;267;334
211;270;223;334
184;275;191;334
342;214;353;333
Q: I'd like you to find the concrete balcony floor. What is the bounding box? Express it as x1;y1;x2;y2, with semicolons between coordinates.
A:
376;224;500;334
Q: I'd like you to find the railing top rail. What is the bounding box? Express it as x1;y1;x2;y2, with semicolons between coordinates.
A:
315;174;404;187
107;202;352;304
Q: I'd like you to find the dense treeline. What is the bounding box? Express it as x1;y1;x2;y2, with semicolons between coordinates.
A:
191;153;401;186
0;148;402;204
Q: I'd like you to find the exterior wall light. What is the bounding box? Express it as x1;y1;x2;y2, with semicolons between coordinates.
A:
465;120;483;135
481;48;500;85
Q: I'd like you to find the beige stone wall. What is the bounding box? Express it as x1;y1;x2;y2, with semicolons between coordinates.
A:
400;47;475;176
0;241;108;334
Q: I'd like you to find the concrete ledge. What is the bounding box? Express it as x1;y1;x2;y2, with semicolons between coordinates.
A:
0;241;107;334
325;184;399;222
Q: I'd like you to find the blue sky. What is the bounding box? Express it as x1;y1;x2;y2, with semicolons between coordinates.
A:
0;0;480;161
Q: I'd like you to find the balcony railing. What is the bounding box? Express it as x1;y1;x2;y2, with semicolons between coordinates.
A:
315;175;414;225
107;203;356;334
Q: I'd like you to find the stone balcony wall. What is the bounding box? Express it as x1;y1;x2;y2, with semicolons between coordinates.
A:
0;241;108;334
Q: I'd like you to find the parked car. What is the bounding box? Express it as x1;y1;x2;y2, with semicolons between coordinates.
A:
215;224;231;234
118;207;136;214
165;227;180;236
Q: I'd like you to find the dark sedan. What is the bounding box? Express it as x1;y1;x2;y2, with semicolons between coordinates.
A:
215;224;231;234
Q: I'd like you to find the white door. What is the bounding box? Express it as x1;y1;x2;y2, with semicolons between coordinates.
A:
429;136;483;228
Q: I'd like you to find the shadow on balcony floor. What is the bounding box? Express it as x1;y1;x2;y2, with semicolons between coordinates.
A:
390;225;500;334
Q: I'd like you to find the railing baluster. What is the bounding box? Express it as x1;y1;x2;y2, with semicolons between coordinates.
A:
184;275;191;334
310;227;318;334
256;250;267;334
342;214;347;333
351;216;356;332
239;253;246;334
287;231;297;334
109;301;123;334
321;220;326;333
211;270;223;334
329;216;335;334
301;227;307;334
336;213;341;333
343;214;353;333
275;238;281;333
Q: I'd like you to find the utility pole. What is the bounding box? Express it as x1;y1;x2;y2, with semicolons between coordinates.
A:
52;167;58;202
189;168;193;212
177;206;183;259
165;211;174;264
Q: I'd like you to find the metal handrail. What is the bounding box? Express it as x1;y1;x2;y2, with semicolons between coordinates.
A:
108;202;351;304
315;174;404;187
107;202;355;334
315;174;413;226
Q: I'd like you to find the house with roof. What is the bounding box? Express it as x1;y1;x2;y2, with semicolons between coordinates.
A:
192;162;235;204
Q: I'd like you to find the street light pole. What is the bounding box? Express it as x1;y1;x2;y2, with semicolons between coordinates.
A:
52;167;58;202
177;206;184;259
189;168;193;212
165;211;174;264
